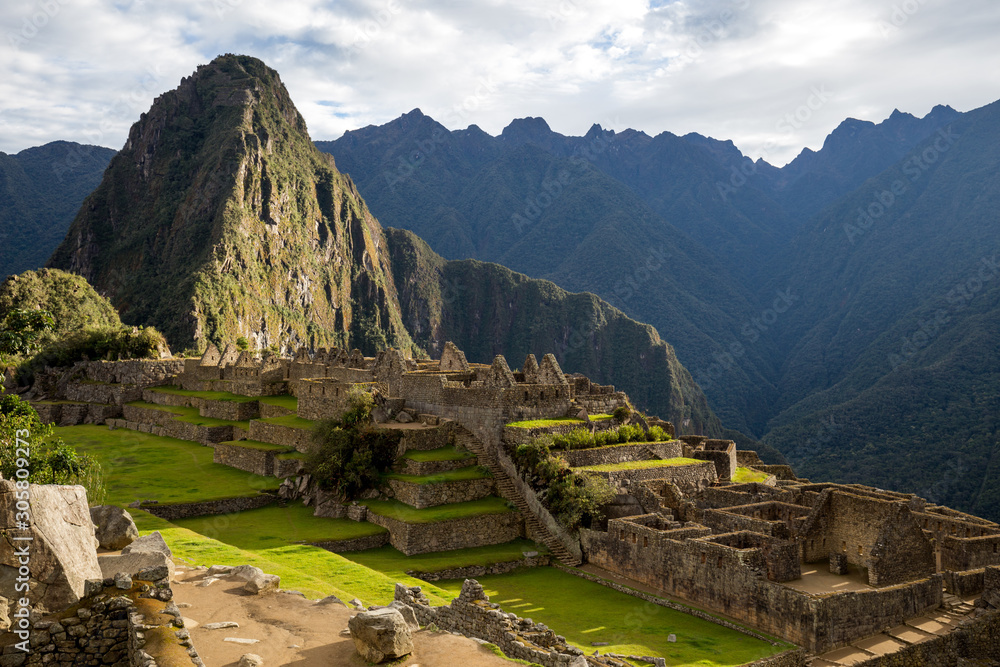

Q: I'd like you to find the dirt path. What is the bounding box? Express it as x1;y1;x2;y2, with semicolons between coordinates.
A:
171;564;517;667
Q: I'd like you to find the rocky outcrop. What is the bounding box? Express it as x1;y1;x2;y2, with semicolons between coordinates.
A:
348;607;414;663
90;505;139;550
0;481;102;614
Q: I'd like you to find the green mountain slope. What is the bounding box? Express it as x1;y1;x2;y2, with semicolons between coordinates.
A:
318;112;782;435
0;142;114;279
47;55;416;355
762;100;1000;518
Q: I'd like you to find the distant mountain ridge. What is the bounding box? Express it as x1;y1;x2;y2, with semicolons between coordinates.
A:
38;54;728;440
0;141;115;279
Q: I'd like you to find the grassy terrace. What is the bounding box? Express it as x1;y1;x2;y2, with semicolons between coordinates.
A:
361;496;513;523
258;394;298;411
437;568;791;666
58;425;276;509
259;413;316;430
506;414;612;428
219;439;293;452
148;385;258;403
401;444;475;462
732;467;771;483
171;504;386;550
344;540;546;577
125;400;251;429
386;466;490;485
574;457;704;473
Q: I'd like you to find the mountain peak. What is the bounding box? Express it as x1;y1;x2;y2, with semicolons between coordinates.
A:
500;117;553;142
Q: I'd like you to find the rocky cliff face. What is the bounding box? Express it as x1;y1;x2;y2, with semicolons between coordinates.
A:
48;55;415;355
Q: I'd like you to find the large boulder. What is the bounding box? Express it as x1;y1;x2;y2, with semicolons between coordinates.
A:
90;505;139;550
348;607;414;663
98;550;173;581
0;481;103;614
121;530;172;558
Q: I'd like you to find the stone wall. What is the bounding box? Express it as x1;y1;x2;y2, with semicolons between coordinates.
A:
940;533;1000;571
140;494;275;520
199;399;259;421
850;608;1000;666
32;401;122;426
273;456;305;478
394;581;593;667
397;454;478;476
213;442;279;477
558;441;683;468
583;461;717;492
942;568;985;597
387;477;495;509
580;522;943;653
64;382;143;405
0;578;202;667
365;510;523;555
110;414;241;446
311;533;391;553
81;359;186;386
409;554;550;582
247;420;314;452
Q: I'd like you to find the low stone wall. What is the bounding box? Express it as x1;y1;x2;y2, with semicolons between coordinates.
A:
259;402;294;418
398;455;478;476
274;456;305;478
560;441;682;468
247;420;314;452
943;568;985;596
853;608;1000;666
394;581;594;667
0;577;202;667
81;359;186;386
751;465;798;481
387;477;495;509
140;494;276;520
397;425;454;451
366;510;523;555
64;382;143;405
199;399;259;421
213;443;277;477
742;650;808;667
311;533;391;553
32;401;122;426
583;461;718;491
410;554;550;582
501;422;617;448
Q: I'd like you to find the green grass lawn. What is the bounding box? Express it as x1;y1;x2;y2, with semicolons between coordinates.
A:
259;413;316;430
56;425;276;507
386;466;490;485
219;439;293;452
344;540;547;576
436;568;790;666
401;445;476;462
148;385;258;403
732;467;771;483
170;503;386;550
506;417;587;428
259;394;299;411
125;401;251;429
574;457;704;473
361;496;514;523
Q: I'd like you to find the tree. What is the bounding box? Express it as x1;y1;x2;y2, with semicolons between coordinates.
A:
0;308;55;356
0;390;105;502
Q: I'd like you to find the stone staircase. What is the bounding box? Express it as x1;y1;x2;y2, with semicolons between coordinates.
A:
452;427;582;566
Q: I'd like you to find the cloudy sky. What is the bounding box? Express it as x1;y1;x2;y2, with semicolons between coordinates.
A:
2;0;999;165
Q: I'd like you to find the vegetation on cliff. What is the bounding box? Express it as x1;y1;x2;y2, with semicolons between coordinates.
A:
48;55;416;356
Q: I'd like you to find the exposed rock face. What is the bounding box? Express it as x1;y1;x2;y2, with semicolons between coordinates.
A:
98;550;173;581
0;481;102;614
90;505;139;550
121;530;172;558
348;607;414;663
48;54;416;356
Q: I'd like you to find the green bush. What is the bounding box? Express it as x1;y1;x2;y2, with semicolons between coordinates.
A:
0;391;105;502
647;425;669;442
340;386;375;428
305;420;401;499
235;336;249;351
15;326;167;384
0;309;54;356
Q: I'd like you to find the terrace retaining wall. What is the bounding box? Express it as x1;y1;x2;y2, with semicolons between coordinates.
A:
365;510;523;555
247;420;314;452
559;441;683;468
387;476;495;509
582;460;718;492
140;494;276;520
311;533;391;553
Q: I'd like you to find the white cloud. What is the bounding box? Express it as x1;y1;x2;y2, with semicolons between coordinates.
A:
1;0;999;165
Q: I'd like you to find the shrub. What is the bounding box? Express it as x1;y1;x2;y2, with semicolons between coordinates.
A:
340;386;375;428
305;419;401;499
647;425;669;442
612;405;631;422
0;391;105;502
15;325;167;384
0;309;55;356
235;336;249;351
